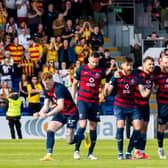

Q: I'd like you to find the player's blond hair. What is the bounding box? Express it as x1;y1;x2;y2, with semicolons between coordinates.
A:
41;72;53;81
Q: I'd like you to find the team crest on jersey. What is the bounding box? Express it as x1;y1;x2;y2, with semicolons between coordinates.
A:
89;77;95;83
131;79;135;84
95;73;100;78
150;75;154;79
146;80;151;84
125;84;129;89
166;78;168;83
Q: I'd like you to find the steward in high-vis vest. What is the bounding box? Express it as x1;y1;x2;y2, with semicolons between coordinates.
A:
6;92;23;139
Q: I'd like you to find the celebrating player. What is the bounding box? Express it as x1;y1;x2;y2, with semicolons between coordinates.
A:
104;56;150;160
72;52;106;160
126;56;155;159
155;52;168;159
34;72;79;161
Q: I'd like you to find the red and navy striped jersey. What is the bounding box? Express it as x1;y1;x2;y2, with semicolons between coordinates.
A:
110;72;141;108
75;64;105;103
135;69;154;105
44;82;78;115
154;71;168;104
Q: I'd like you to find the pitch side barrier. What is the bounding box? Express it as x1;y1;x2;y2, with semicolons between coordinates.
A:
0;115;154;139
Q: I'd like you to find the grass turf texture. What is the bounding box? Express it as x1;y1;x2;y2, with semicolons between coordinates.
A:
0;139;167;168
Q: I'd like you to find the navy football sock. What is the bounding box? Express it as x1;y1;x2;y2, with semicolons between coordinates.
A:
139;133;147;151
127;130;140;153
75;127;85;151
88;130;97;155
157;131;164;148
116;128;124;154
46;130;55;154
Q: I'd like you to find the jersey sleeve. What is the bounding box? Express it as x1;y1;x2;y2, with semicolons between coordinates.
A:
43;89;49;99
55;85;66;100
74;66;82;80
109;75;117;86
154;65;161;74
136;74;143;85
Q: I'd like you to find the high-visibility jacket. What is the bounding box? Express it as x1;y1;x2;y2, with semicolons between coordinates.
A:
6;98;22;117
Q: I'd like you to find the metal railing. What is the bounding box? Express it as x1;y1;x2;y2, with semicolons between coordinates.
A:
112;0;135;8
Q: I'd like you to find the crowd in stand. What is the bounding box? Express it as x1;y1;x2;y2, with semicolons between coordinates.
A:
0;0;115;116
0;0;167;116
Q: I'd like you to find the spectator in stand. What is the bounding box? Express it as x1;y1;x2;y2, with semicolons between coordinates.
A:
152;0;161;21
1;50;14;66
27;75;43;115
5;41;21;92
73;60;81;74
90;0;112;33
27;1;43;37
18;50;37;81
146;31;164;40
28;37;43;73
80;21;93;42
45;36;59;67
16;0;30;24
75;38;92;65
62;19;75;42
5;16;18;34
131;43;142;68
4;0;17;22
44;3;57;39
52;13;65;37
0;58;13;88
56;35;63;48
89;25;104;51
18;28;30;50
4;25;17;42
3;34;12;48
53;68;63;84
105;58;118;82
59;61;69;85
34;23;45;44
19;73;28;107
6;37;25;75
17;20;30;36
160;1;168;30
43;59;56;74
0;1;8;35
59;39;76;68
0;40;5;64
0;80;12;102
63;0;76;22
99;48;112;70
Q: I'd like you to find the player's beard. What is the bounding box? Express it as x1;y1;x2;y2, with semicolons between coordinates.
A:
146;67;154;73
124;69;132;75
163;66;168;73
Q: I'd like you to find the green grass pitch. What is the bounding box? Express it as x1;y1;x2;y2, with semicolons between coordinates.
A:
0;139;168;168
